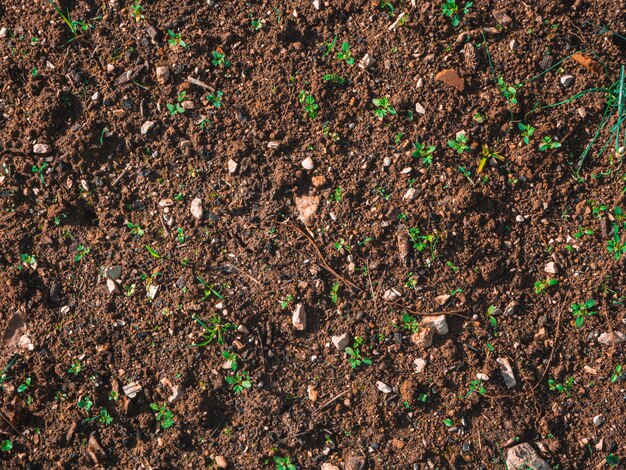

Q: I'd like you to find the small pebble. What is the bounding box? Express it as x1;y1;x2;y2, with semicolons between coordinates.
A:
301;157;315;170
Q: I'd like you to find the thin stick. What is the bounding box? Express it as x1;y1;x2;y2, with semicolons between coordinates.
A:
224;263;262;286
316;389;350;412
187;76;215;92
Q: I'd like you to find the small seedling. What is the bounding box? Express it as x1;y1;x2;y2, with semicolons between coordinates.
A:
441;0;473;27
73;244;89;262
610;364;623;382
98;407;113;425
539;136;562;151
497;75;521;106
206;90;223;108
279;294;294;309
1;440;12;452
192;315;236;346
372;97;396;120
49;0;92;38
225;371;252;394
329;186;343;202
330;282;340;304
167;30;187;48
402;313;420;333
571;299;596;327
126;221;144;237
17;377;31;393
251;18;263;30
196;277;224;301
606;454;620;468
379;0;395;17
405;272;418;290
20;253;36;267
412;141;436;168
77;396;93;412
448;132;469;154
150;402;174;429
298;91;319;119
32;163;48;185
517;122;535;145
574;227;594;239
608;224;626;259
336;42;355;65
212;49;231;67
548;376;574;397
408;227;439;260
131;1;144;22
485;305;498;334
534;278;558;294
144;245;161;259
473;111;486;123
274;456;297;470
334;238;350;252
167;90;187;115
477;145;505;173
345;337;372;369
323;74;347;86
68;360;82;376
465;379;486;398
176;227;185;244
222;351;238;371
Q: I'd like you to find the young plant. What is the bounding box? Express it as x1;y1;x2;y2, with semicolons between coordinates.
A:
336;42;355;65
372;97;396;120
412;141;436;168
485;305;498;334
211;49;231;67
279;294;294;309
574;227;594;239
197;277;224;301
150;403;174;429
441;0;473;27
611;364;623;382
497;75;521;106
167;90;187;115
221;351;238;371
77;396;94;412
401;313;420;333
447;132;469;154
539;136;562;152
408;227;439;260
126;221;144;237
74;244;90;262
274;456;297;470
298;91;319;119
17;377;32;393
32;163;48;185
548;376;574;397
225;371;252;394
131;1;144;22
206;90;224;108
465;379;486;398
192;315;236;346
68;360;82;376
608;224;626;260
330;282;340;304
517;122;535;145
477;145;505;173
345;337;372;369
534;278;558;294
405;272;418;290
48;0;92;38
323;74;347;86
570;299;596;327
167;30;187;48
97;407;113;426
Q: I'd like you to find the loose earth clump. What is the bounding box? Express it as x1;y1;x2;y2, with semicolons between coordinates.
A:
1;0;626;468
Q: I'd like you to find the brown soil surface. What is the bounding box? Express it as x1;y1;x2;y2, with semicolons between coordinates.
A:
1;0;626;468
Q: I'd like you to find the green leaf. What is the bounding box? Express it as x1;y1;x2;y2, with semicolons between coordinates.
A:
443;418;454;426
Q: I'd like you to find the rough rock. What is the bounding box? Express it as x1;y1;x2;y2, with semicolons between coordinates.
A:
227;159;238;174
411;325;434;348
155;66;170;84
190;197;204;220
106;266;122;281
214;455;228;468
560;74;575;88
496;357;517;388
598;331;626;345
415;102;425;114
301;157;315;170
383;288;401;301
331;333;349;350
376;381;392;394
321;464;340;470
435;68;464;92
295;194;320;227
593;414;604;426
414;358;427;373
292;303;306;331
492;9;512;25
33;143;52;154
506;443;550;470
544;262;558;274
422;315;448;335
140;120;155;135
345;456;365;470
358;53;375;69
106;278;122;295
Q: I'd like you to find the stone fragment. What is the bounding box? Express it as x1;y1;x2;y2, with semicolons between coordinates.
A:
295;194;320;226
506;443;550;470
292;303;306;331
435;69;465;92
190;197;204;220
496;357;517;388
331;334;349;350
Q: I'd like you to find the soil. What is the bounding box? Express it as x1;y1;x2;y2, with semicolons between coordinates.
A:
1;0;626;468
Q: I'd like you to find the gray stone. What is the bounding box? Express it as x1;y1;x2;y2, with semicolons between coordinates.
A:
506;443;550;470
33;143;52;154
560;74;575;88
496;357;517;388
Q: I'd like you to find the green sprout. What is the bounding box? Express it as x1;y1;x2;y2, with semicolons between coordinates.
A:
126;221;144;237
534;278;558;294
465;379;486;398
336;42;355;65
131;1;144;22
608;224;626;259
298;91;319;119
441;0;473;27
412;141;436;168
570;299;596;327
345;337;372;369
206;90;224;108
212;50;231;67
74;245;90;262
539;136;562;152
517;122;536;145
274;456;297;470
167;30;188;48
448;132;470;154
167;90;187;115
225;371;252;394
150;402;174;429
548;376;574;397
192;315;236;346
330;282;340;304
372;97;396;120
